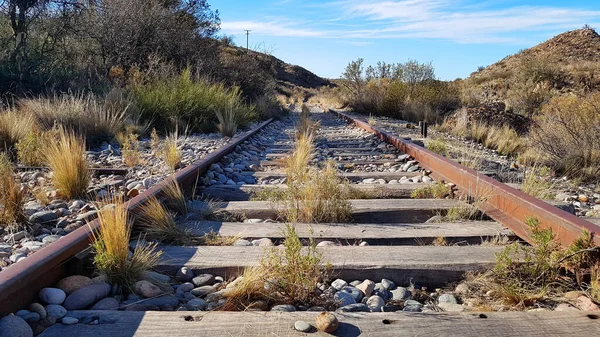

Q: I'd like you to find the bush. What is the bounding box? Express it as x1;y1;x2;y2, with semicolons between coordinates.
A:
530;93;600;179
132;69;255;134
45;130;90;199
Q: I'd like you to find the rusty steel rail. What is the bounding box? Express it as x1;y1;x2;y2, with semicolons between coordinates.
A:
0;119;273;316
332;110;600;247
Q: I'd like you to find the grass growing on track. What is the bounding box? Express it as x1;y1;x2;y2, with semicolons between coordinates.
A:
0;153;25;229
136;196;192;245
411;182;451;199
222;224;331;310
461;217;600;310
45;129;90;199
91;198;162;290
162;179;188;215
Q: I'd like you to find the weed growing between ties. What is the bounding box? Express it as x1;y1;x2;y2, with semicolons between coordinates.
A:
297;105;320;140
460;217;600;310
91;197;162;291
135;196;193;245
521;165;556;200
162;179;188;216
0;153;25;229
222;224;332;310
411;182;452;199
45;129;90;199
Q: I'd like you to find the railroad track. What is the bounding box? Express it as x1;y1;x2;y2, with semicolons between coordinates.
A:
1;108;600;336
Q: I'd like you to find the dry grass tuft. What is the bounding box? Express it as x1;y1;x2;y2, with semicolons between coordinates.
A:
411;182;451;199
0;153;25;229
135;196;192;245
162;132;182;171
0;111;35;153
200;230;241;246
283;160;352;223
521;166;556;200
297;105;320;139
91;197;162;289
45;129;90;199
162;179;188;215
216;106;238;137
432;235;448;246
284;134;314;184
120;133;142;168
426;139;448;156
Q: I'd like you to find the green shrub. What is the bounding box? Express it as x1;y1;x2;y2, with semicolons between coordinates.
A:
132;68;255;133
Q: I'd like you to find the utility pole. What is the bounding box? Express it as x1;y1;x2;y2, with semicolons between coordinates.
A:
244;30;251;50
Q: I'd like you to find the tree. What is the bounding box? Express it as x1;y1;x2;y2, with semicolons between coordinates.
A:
342;58;364;96
400;59;435;86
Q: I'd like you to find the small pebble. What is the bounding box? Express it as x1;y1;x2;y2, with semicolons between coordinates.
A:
294;320;312;332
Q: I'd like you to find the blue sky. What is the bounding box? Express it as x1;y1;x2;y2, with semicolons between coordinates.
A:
216;0;600;80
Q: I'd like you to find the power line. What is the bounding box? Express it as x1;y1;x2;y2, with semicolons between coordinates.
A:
244;30;251;50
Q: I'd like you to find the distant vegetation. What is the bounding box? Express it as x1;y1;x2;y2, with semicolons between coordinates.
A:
336;58;460;123
0;0;286;148
318;28;600;181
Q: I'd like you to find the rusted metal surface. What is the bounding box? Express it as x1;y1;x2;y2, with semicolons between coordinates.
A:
0;119;273;316
333;110;600;247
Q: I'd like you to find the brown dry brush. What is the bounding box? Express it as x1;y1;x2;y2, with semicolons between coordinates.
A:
466;217;600;309
0;153;26;229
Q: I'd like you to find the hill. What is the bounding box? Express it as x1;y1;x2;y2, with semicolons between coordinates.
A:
219;44;332;100
462;28;600;110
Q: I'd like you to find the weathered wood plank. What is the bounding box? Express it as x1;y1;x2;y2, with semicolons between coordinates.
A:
191;199;465;223
156;245;503;287
242;171;422;182
183;220;514;245
198;183;423;201
39;311;600;337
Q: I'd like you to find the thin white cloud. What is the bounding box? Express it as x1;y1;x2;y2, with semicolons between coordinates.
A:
221;1;600;44
221;21;325;37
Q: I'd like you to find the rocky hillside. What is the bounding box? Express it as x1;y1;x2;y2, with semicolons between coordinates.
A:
220;44;332;97
463;28;600;107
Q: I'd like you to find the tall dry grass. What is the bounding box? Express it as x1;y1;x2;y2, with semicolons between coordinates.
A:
0;111;36;152
162;132;182;171
19;94;129;145
162;179;188;215
0;153;25;229
45;130;90;199
136;196;192;245
91;198;162;289
215;106;238;137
